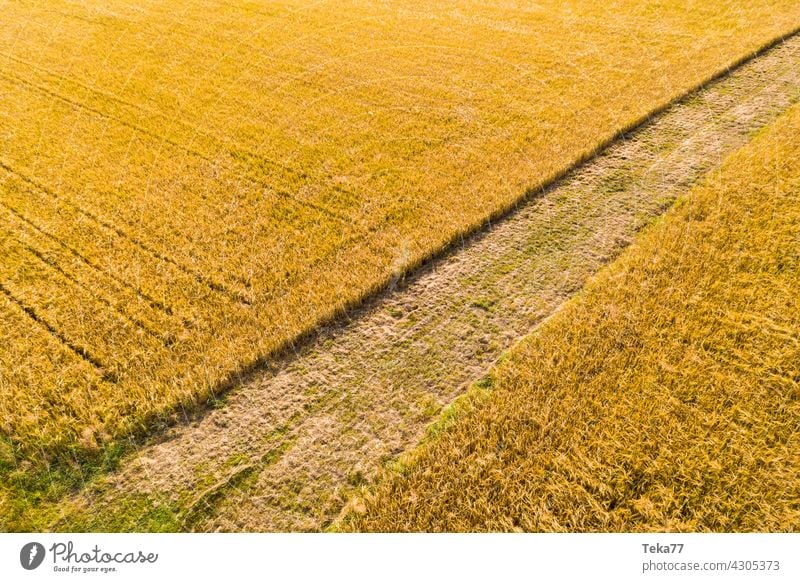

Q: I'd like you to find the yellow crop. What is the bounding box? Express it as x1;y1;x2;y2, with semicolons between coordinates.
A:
1;1;799;495
345;103;800;532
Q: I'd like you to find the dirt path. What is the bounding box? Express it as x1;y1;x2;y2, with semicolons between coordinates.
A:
56;35;800;531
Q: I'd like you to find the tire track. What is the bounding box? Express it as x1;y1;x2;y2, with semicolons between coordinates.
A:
0;282;109;378
0;158;251;305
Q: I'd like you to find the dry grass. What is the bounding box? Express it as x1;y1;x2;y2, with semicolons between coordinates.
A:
344;103;800;532
2;1;800;522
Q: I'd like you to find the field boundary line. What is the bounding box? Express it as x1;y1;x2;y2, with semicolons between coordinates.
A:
171;26;800;406
378;25;800;281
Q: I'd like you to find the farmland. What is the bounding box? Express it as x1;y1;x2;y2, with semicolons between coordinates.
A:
1;0;800;531
29;32;800;532
345;102;800;532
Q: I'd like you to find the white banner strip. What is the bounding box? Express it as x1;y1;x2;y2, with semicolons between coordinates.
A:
2;533;797;582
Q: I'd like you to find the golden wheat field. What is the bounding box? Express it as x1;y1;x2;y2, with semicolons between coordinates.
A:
2;0;800;531
345;102;800;532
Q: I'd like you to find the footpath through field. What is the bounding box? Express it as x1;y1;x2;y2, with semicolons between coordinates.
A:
55;34;800;531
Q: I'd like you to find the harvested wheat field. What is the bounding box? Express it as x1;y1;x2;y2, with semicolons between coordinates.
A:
344;102;800;532
1;0;800;532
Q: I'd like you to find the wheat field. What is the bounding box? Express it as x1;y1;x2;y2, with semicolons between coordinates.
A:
2;0;800;518
345;103;800;532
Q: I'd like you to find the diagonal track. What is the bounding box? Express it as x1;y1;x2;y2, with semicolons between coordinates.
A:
56;34;800;532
